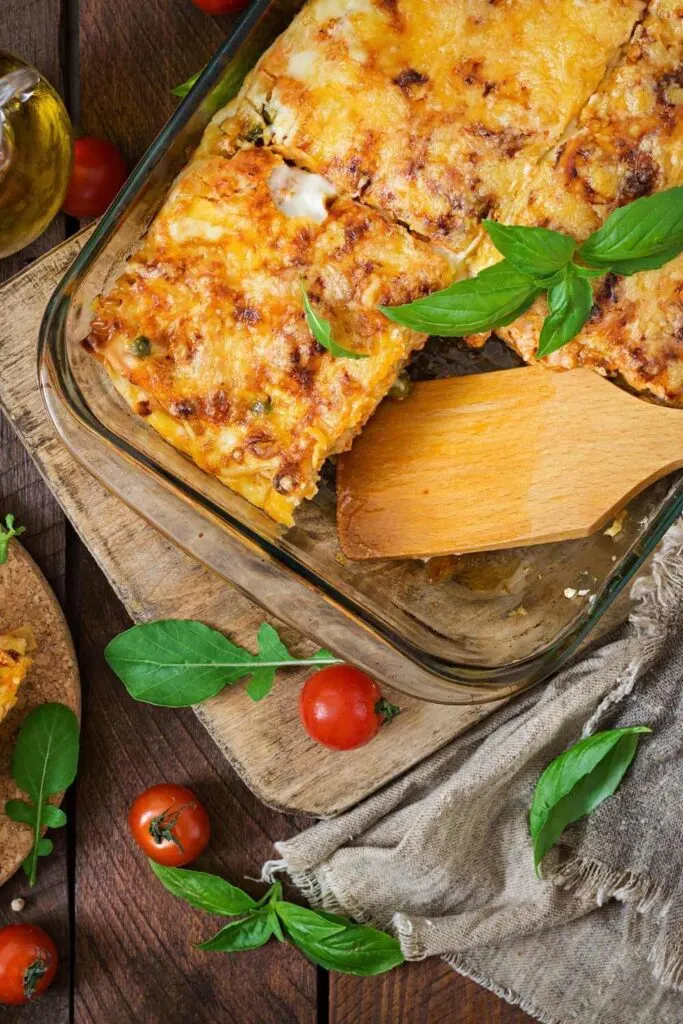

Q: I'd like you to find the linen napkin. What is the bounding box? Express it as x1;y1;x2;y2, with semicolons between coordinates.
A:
265;518;683;1024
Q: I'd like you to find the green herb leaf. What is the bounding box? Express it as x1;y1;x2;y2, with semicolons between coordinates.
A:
578;188;683;274
537;268;594;358
172;69;203;98
197;913;274;952
105;619;342;707
0;514;26;565
6;703;79;886
274;902;348;943
530;726;651;872
149;861;258;916
483;221;575;279
380;260;541;337
302;283;368;359
281;910;404;976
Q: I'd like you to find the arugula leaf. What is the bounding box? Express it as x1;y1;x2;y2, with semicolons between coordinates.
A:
302;283;368;359
0;514;26;565
5;703;79;886
578;188;683;274
530;726;651;872
380;260;541;336
105;619;342;707
197;913;274;952
536;268;594;358
483;221;575;279
150;861;258;915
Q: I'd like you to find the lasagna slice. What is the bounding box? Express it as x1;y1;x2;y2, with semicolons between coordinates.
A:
206;0;645;257
0;626;34;724
470;0;683;404
87;146;451;524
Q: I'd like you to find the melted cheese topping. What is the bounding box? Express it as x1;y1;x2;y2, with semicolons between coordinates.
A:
472;0;683;404
212;0;645;255
0;626;34;724
89;147;450;525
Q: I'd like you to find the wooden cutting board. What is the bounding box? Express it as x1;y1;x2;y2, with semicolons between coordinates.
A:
0;231;633;817
0;541;80;885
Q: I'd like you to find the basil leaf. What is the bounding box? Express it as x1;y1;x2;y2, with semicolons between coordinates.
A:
149;861;258;916
105;619;341;707
578;187;683;273
530;726;651;871
6;703;79;886
172;69;203;99
483;221;575;278
0;513;26;565
537;269;593;358
302;283;368;359
196;913;273;952
282;915;404;976
380;260;540;336
274;902;348;942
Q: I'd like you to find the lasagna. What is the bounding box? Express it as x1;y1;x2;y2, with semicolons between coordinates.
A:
89;0;683;527
0;627;34;724
469;0;683;405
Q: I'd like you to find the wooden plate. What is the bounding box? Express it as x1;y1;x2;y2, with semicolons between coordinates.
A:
0;541;80;886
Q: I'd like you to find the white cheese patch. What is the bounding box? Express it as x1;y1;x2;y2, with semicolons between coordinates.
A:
169;218;227;244
288;49;319;81
312;0;373;22
268;164;337;222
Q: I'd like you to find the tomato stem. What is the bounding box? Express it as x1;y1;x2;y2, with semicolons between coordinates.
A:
23;958;48;1000
375;698;401;723
148;803;194;851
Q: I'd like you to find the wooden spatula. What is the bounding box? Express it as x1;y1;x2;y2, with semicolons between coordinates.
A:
337;366;683;560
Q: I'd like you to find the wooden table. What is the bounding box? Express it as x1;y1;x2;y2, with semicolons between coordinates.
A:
0;2;531;1020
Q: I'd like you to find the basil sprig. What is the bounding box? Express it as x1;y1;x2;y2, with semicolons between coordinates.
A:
150;861;404;975
105;619;341;706
530;725;651;873
382;187;683;354
4;703;80;885
301;282;368;360
0;513;25;565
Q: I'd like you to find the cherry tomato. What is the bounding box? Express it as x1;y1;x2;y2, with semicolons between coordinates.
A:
62;137;128;219
128;784;211;866
191;0;250;13
299;666;400;751
0;923;58;1005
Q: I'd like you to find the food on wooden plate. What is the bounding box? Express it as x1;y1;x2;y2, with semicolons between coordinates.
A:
0;627;35;724
128;783;211;866
87;147;450;524
467;0;683;404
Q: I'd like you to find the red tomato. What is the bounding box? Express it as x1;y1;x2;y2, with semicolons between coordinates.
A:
62;137;128;219
128;784;211;866
299;666;400;751
191;0;250;13
0;924;58;1005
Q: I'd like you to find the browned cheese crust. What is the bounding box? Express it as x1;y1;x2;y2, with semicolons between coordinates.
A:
471;0;683;405
88;148;450;524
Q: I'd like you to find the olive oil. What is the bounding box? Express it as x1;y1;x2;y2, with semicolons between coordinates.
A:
0;53;72;259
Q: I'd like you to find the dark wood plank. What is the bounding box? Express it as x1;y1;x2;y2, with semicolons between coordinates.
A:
330;960;533;1024
73;547;317;1024
0;2;71;1020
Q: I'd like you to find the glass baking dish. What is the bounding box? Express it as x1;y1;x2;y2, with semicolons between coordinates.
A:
39;0;683;704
